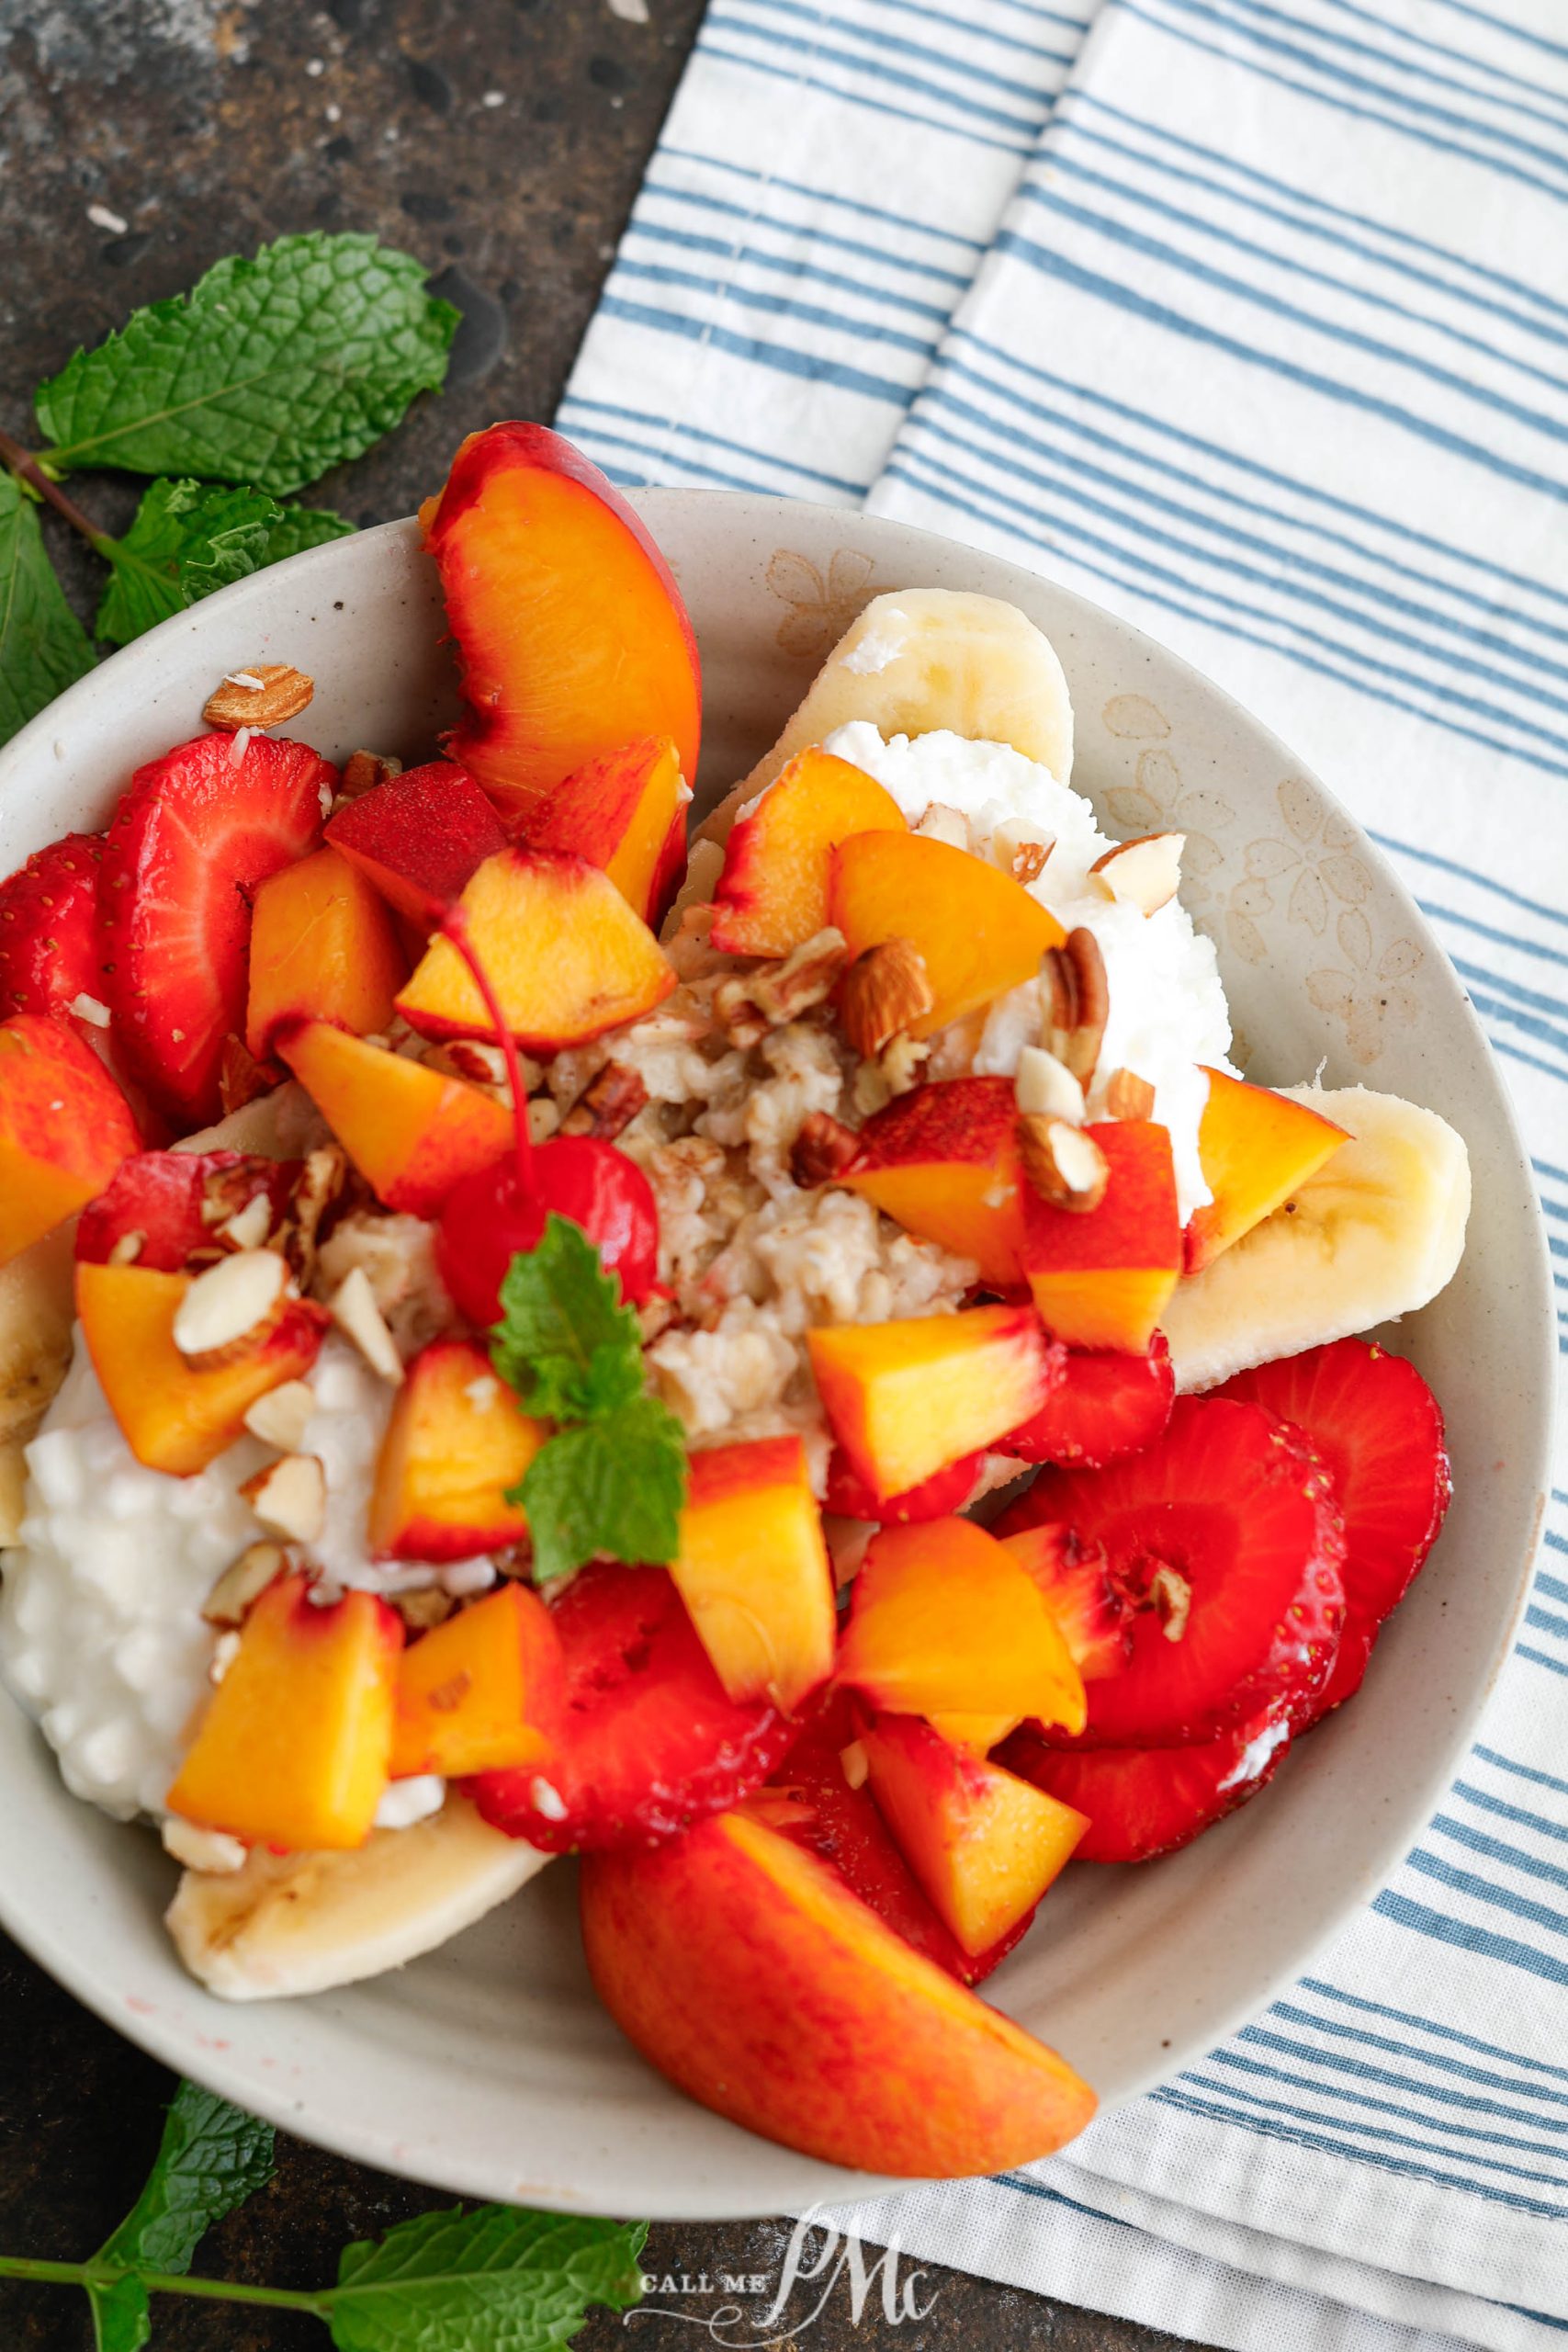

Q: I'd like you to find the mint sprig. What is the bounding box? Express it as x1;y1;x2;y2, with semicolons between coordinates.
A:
492;1215;688;1583
93;478;352;646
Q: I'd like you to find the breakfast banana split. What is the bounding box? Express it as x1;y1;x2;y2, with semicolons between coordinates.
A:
0;424;1467;2180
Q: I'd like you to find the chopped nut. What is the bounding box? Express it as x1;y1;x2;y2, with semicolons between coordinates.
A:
199;1161;270;1230
209;1629;243;1682
203;1540;287;1626
67;991;112;1028
239;1452;327;1545
840;1739;870;1792
277;1143;349;1287
337;748;403;800
838;937;933;1060
1015;1045;1085;1125
421;1037;520;1102
107;1229;144;1266
243;1378;316;1451
172;1250;289;1368
1016;1114;1110;1214
329;1264;404;1384
1010;840;1052;885
790;1109;861;1188
1148;1563;1191;1643
162;1817;247;1874
218;1034;279;1116
712;976;769;1049
561;1059;649;1140
753;928;852;1024
914;802;970;851
392;1586;457;1633
219;1191;273;1251
637;1294;679;1346
1041;927;1110;1087
203;663;315;731
1104;1067;1156;1122
878;1031;930;1098
1090;832;1185;917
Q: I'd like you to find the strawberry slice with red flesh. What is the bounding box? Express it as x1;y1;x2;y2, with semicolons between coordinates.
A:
0;833;107;1023
1218;1340;1450;1721
1013;1396;1346;1747
468;1561;801;1852
824;1444;988;1524
1000;1705;1292;1862
98;733;332;1129
76;1150;299;1272
1004;1333;1174;1470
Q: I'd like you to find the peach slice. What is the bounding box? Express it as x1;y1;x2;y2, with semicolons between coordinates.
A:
368;1337;547;1561
168;1572;401;1850
394;849;676;1051
510;734;687;930
0;1014;141;1265
998;1524;1131;1682
275;1020;513;1217
1021;1120;1180;1353
836;1517;1087;1736
862;1713;1089;1956
243;846;408;1063
390;1581;563;1779
75;1260;329;1477
325;761;508;926
671;1436;837;1713
1185;1068;1348;1272
840;1077;1026;1291
710;746;908;958
580;1807;1096;2175
829;831;1064;1039
807;1303;1056;1503
422;421;701;819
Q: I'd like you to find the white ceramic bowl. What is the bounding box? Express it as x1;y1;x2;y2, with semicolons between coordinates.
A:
0;500;1552;2219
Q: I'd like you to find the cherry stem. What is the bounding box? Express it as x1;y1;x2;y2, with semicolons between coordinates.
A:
439;906;536;1193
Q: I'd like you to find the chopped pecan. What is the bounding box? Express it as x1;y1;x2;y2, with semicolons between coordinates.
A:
203;664;314;731
561;1059;649;1140
1041;926;1109;1087
790;1109;861;1188
838;937;933;1060
714;928;851;1045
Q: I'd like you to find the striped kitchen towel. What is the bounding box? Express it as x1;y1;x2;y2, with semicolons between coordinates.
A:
562;4;1568;2346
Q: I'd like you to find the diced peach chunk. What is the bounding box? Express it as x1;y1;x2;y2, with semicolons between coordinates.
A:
836;1517;1087;1736
390;1582;563;1779
325;760;509;926
168;1573;401;1849
840;1077;1026;1291
671;1436;836;1713
368;1337;547;1560
276;1019;513;1216
75;1260;329;1477
1185;1068;1348;1272
395;849;676;1051
510;734;687;930
0;1014;141;1265
998;1523;1132;1681
243;845;407;1063
807;1304;1056;1503
710;746;908;958
829;831;1064;1038
1021;1120;1181;1353
862;1713;1089;1956
581;1807;1097;2175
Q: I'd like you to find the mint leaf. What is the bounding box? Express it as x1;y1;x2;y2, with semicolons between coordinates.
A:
95;2080;276;2278
327;2204;646;2352
518;1396;687;1585
35;232;457;494
95;478;281;644
87;2276;150;2352
492;1216;646;1423
262;501;355;562
0;470;95;746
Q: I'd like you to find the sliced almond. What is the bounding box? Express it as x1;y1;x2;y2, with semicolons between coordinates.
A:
838;937;933;1061
790;1109;861;1188
1014;1045;1085;1125
203;1540;287;1627
1041;927;1109;1087
1103;1067;1156;1122
1010;840;1052;885
107;1229;144;1266
219;1191;273;1252
243;1378;316;1452
1090;832;1185;917
239;1453;327;1545
1016;1114;1109;1214
328;1264;404;1385
172;1250;288;1369
914;802;970;851
839;1739;870;1792
203;664;314;731
337;748;402;799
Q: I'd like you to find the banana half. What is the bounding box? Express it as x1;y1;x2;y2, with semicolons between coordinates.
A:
166;1795;550;2001
1164;1085;1471;1393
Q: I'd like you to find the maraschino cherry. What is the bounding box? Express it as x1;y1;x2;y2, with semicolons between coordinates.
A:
432;906;660;1326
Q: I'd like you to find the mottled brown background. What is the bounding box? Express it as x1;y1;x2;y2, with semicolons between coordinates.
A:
0;3;1212;2343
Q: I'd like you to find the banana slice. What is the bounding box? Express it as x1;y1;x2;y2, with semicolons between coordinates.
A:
697;589;1075;850
1163;1085;1471;1392
165;1794;549;2000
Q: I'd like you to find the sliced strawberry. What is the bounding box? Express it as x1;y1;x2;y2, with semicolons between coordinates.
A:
1003;1333;1174;1469
824;1444;988;1524
98;733;332;1129
1001;1704;1292;1862
468;1562;800;1852
1218;1340;1450;1720
76;1150;298;1272
1013;1396;1345;1747
0;833;107;1024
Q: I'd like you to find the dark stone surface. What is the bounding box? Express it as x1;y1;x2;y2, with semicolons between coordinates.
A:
0;4;1215;2344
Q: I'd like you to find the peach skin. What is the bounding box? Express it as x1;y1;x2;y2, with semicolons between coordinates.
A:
394;849;676;1051
1021;1120;1181;1353
1185;1068;1348;1272
840;1076;1028;1291
243;846;408;1064
390;1582;563;1779
709;746;908;958
0;1013;141;1265
580;1807;1097;2175
325;761;508;927
807;1303;1056;1502
829;831;1064;1038
509;734;688;930
168;1573;401;1850
998;1523;1132;1682
671;1436;837;1713
275;1020;513;1217
421;422;701;817
836;1516;1087;1737
368;1337;547;1561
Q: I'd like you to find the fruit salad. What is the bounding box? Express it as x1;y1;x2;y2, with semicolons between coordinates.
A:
0;423;1469;2182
